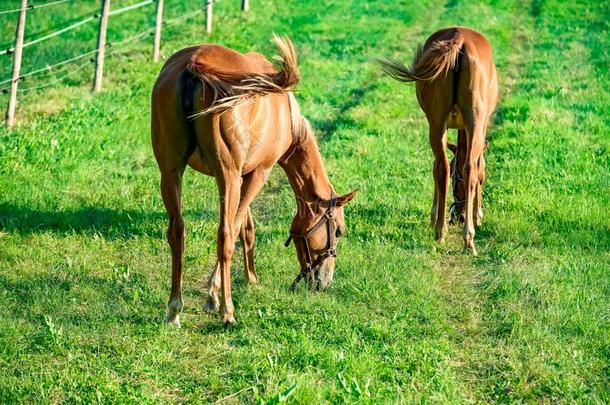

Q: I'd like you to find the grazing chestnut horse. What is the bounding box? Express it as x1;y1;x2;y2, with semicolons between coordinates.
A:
151;36;357;325
379;27;498;255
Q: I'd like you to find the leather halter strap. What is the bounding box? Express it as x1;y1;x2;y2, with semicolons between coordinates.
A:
285;191;338;290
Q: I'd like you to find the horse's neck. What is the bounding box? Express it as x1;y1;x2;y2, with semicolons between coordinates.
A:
281;130;333;216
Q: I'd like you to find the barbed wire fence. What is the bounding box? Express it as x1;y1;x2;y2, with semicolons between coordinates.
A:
1;0;250;128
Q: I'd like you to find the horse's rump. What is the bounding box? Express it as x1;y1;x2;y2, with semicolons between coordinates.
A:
187;35;300;117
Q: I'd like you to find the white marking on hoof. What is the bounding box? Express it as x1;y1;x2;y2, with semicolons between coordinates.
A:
165;299;183;327
165;314;181;327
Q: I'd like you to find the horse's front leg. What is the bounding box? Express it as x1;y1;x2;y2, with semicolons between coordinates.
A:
430;173;439;227
203;262;220;313
216;173;241;325
241;207;258;285
475;151;486;228
233;170;267;281
215;169;267;324
203;208;255;314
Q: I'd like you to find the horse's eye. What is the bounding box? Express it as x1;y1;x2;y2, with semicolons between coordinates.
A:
335;228;343;238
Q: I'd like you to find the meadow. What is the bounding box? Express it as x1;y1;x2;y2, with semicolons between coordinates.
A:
0;0;608;402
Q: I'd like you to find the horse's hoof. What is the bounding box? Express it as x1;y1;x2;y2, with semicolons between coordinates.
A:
165;314;181;328
166;299;183;327
223;315;236;326
463;245;478;256
435;226;448;243
245;275;259;286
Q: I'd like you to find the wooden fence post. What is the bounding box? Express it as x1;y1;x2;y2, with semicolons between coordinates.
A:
93;0;111;92
152;0;163;62
5;0;28;128
205;0;213;34
241;0;249;12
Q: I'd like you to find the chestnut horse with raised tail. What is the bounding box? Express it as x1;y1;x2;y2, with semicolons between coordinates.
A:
152;36;357;325
379;27;498;255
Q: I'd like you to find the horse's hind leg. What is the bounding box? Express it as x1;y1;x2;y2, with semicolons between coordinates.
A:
428;121;449;242
160;169;187;326
463;120;486;255
153;117;194;326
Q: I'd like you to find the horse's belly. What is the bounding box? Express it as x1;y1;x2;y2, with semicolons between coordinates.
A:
447;107;466;129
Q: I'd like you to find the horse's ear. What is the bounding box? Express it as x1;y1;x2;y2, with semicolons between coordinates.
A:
447;142;457;155
337;189;359;207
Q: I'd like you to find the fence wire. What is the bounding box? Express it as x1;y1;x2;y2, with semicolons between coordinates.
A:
0;8;205;93
1;0;155;56
0;0;71;15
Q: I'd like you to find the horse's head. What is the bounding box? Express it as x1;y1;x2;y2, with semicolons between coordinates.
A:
287;189;358;291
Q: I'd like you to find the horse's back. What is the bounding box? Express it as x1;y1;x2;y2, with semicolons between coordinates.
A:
187;44;277;79
153;45;275;97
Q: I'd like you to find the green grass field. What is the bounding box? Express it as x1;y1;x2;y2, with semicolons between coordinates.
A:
1;0;609;402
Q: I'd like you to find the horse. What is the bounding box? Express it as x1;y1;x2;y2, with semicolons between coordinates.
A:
151;36;358;326
378;27;498;255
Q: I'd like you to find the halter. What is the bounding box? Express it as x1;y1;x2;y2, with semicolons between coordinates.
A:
284;191;338;291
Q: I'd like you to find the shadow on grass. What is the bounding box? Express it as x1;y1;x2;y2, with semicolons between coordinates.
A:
0;202;216;240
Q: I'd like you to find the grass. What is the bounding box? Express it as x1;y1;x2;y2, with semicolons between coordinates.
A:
1;0;609;402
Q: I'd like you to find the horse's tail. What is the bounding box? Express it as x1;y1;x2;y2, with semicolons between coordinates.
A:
377;34;464;83
188;35;300;117
265;34;300;89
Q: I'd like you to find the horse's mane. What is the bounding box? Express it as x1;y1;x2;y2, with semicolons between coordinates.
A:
188;35;300;118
